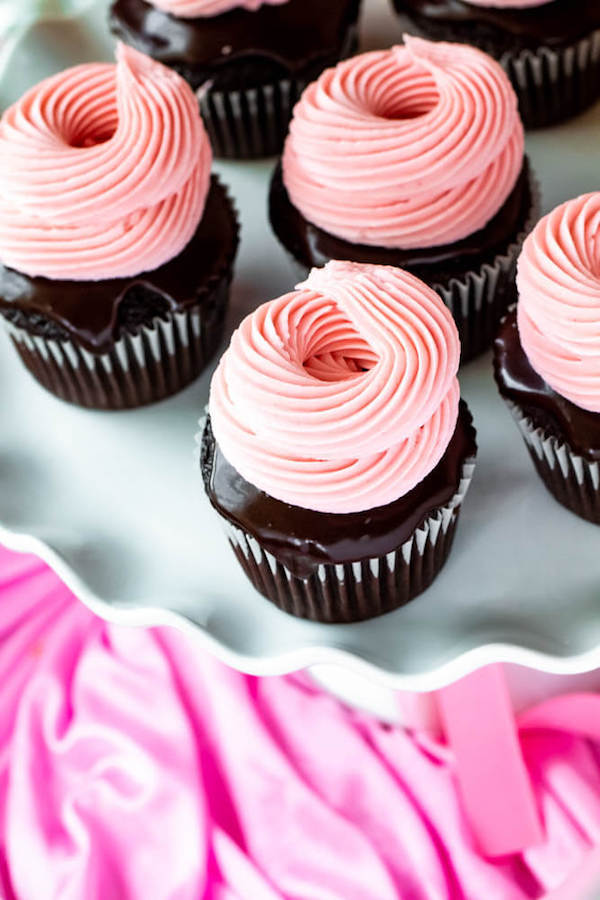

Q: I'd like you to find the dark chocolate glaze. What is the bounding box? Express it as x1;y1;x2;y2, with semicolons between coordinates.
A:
394;0;600;52
201;402;477;577
269;159;533;285
494;308;600;462
110;0;362;89
0;177;238;355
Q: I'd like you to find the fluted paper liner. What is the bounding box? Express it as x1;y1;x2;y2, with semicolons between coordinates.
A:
506;400;600;525
1;177;239;409
199;26;358;160
2;275;231;410
215;458;475;623
502;29;600;129
432;164;540;362
200;77;305;160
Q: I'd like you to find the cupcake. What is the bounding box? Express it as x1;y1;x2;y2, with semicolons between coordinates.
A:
109;0;362;159
391;0;600;128
201;260;477;623
0;45;238;410
269;37;539;362
494;193;600;524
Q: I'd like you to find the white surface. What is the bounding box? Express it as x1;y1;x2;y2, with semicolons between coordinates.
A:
310;665;600;725
1;0;600;692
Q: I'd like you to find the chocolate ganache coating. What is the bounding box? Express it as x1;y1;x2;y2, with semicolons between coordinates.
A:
110;0;362;90
494;308;600;462
393;0;600;53
201;402;477;579
269;159;533;285
0;177;238;355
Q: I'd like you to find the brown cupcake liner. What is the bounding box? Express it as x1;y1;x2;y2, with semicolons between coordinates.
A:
218;457;476;623
2;275;231;410
506;400;600;525
432;166;540;362
200;78;306;160
502;29;600;129
199;26;358;159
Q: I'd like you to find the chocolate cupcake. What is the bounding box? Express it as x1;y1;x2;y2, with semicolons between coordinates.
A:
109;0;362;159
494;193;600;524
201;260;477;623
269;37;539;363
0;45;238;410
391;0;600;128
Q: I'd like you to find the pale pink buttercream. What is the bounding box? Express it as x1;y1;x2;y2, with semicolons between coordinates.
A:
209;261;460;514
517;193;600;413
0;44;212;281
466;1;549;7
282;36;524;249
148;0;288;18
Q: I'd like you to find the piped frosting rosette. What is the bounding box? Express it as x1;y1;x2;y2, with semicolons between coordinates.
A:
0;43;212;281
209;261;460;514
147;0;287;17
282;36;524;249
517;193;600;413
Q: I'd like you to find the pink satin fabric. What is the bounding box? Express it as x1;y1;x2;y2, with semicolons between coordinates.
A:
0;543;599;899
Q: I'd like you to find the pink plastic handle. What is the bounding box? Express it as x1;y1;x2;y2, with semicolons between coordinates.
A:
396;690;443;739
438;665;544;857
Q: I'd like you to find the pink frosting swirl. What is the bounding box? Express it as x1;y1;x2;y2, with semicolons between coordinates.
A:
148;0;288;17
466;1;549;7
282;36;524;249
209;261;460;514
517;193;600;413
0;44;212;281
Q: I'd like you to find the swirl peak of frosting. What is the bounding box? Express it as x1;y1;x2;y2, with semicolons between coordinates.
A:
517;193;600;414
282;36;524;249
0;43;212;281
147;0;288;18
209;260;460;514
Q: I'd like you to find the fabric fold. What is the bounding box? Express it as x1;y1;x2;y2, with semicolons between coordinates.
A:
0;545;599;899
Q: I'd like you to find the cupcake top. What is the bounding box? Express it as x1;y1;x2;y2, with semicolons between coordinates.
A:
282;36;524;250
0;44;212;281
517;193;600;414
147;0;287;16
209;260;460;514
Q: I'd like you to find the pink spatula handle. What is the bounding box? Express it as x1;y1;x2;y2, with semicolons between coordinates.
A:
438;664;543;857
